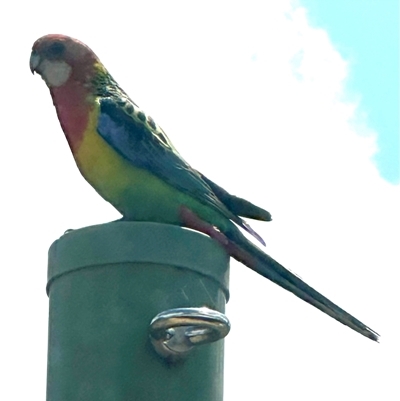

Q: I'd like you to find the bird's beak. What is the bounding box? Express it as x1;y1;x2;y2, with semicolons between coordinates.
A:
30;51;41;74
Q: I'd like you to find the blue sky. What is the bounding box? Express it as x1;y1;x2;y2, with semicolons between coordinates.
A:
300;0;399;183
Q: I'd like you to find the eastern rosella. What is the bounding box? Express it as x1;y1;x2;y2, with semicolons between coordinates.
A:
30;34;378;341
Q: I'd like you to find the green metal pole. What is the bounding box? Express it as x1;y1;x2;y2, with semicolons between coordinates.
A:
47;222;229;401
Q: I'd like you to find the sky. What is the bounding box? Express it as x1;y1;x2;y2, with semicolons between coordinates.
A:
301;0;399;184
1;1;399;400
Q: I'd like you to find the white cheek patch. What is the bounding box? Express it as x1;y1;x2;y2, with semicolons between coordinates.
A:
40;60;72;87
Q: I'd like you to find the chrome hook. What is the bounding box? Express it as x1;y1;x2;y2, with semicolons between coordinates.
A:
149;307;230;361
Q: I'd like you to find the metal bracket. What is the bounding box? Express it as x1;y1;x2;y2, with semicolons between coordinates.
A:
149;307;230;361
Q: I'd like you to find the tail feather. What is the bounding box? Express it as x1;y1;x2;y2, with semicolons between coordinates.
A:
179;205;379;341
226;229;379;342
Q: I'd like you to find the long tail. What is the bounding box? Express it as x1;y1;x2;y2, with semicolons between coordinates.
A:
180;205;379;341
225;227;379;341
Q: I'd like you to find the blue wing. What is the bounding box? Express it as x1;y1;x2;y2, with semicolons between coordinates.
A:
97;96;265;245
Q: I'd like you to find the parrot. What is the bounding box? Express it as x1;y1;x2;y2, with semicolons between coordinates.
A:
30;34;378;341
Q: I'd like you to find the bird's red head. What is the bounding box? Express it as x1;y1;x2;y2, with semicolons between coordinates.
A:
30;34;100;88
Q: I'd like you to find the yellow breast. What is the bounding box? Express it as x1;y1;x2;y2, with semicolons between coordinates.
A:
73;104;182;222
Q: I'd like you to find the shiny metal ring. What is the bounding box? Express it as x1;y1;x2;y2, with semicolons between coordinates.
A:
149;307;230;360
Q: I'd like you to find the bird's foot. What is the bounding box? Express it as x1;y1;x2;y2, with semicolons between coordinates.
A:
179;206;229;246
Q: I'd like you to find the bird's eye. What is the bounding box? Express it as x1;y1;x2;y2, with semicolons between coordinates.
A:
46;42;65;58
